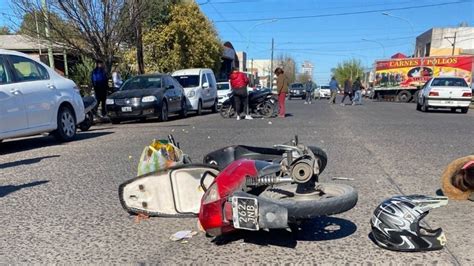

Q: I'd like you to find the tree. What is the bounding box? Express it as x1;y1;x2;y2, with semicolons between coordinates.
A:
276;54;296;84
296;72;312;84
0;26;12;35
135;1;222;73
17;10;74;42
331;59;364;84
13;0;134;73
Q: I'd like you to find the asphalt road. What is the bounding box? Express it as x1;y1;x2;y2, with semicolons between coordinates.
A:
1;97;473;264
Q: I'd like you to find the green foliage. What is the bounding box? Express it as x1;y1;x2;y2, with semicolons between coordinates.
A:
18;10;75;43
0;26;11;35
140;2;222;73
331;59;364;84
70;56;95;94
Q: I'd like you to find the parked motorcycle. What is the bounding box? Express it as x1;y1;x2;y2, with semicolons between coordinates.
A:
79;96;97;131
198;138;358;236
219;89;277;118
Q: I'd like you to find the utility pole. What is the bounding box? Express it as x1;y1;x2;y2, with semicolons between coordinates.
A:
34;11;42;56
42;0;54;69
444;32;457;56
270;38;274;89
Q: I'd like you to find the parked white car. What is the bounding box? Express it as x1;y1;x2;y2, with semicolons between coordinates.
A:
315;85;331;99
172;68;218;115
417;77;472;113
0;49;85;143
217;81;232;106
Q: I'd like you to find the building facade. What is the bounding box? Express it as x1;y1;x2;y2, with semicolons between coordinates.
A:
301;60;314;77
415;27;474;57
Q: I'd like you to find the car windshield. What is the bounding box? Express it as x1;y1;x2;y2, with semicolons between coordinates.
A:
431;78;468;87
120;76;162;91
217;83;230;90
174;75;200;88
321;86;330;89
291;83;303;89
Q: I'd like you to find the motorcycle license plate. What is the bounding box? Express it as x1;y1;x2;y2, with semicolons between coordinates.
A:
121;106;132;112
232;197;259;231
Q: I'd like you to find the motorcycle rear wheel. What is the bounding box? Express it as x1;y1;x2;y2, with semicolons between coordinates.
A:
219;104;235;118
259;183;357;220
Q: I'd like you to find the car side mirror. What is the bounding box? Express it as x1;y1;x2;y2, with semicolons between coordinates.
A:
202;82;209;89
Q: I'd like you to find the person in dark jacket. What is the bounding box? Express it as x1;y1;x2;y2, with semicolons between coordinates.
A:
91;60;109;116
340;78;353;105
304;79;313;104
352;77;365;105
229;67;252;120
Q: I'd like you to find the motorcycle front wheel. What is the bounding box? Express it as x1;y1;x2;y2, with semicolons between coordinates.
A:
259;183;357;220
259;101;275;118
219;104;235;118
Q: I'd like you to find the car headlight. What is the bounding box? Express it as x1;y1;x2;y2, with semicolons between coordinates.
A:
106;98;114;105
142;96;157;103
187;90;196;98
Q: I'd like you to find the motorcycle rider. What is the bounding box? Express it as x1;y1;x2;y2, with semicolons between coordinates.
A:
229;67;253;120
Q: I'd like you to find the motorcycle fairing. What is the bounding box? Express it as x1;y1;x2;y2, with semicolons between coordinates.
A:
119;164;219;217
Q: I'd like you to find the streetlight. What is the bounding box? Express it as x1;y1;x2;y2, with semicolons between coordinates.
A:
382;12;416;56
362;38;386;58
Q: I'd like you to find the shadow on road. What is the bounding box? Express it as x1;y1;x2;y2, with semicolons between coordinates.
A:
211;217;357;248
0;132;113;155
0;180;49;198
0;155;60;169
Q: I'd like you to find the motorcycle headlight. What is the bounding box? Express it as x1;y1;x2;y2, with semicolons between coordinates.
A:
106;98;114;105
142;96;157;103
187;90;196;98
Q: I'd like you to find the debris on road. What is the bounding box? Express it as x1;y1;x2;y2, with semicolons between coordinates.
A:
170;230;198;242
332;177;355;181
134;213;149;224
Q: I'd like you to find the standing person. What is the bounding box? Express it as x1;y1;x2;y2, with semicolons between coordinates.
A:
91;60;109;117
229;67;252;120
340;78;353;105
304;79;313;104
111;65;123;92
276;67;289;118
352;77;365;105
328;76;340;104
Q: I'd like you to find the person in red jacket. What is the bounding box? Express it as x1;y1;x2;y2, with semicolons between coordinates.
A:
229;67;253;120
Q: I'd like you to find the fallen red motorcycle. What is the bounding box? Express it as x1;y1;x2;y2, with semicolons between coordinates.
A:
198;141;358;236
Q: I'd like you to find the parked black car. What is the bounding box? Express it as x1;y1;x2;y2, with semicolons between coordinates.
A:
289;83;306;99
106;74;187;124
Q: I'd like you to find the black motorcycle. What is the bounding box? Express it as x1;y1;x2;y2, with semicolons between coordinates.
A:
219;89;277;118
79;96;98;131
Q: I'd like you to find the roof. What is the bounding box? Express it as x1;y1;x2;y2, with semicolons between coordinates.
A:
0;34;64;52
172;68;212;75
391;53;407;59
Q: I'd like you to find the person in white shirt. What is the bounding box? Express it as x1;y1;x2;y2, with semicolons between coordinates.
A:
111;66;123;91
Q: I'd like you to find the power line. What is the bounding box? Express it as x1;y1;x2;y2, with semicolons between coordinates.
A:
213;1;470;23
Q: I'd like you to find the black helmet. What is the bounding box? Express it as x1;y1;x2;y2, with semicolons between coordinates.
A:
370;195;448;252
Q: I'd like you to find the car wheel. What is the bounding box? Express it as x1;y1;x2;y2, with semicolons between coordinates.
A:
397;90;412;103
111;118;121;124
450;107;457;113
461;107;469;114
196;100;203;115
159;101;169;122
180;98;188;118
211;99;218;113
421;97;429;112
53;105;77;142
416;99;422;111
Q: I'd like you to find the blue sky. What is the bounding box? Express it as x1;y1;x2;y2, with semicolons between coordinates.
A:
1;0;473;84
199;0;474;84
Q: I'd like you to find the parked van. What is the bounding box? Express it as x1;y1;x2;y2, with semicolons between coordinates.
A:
172;68;218;115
